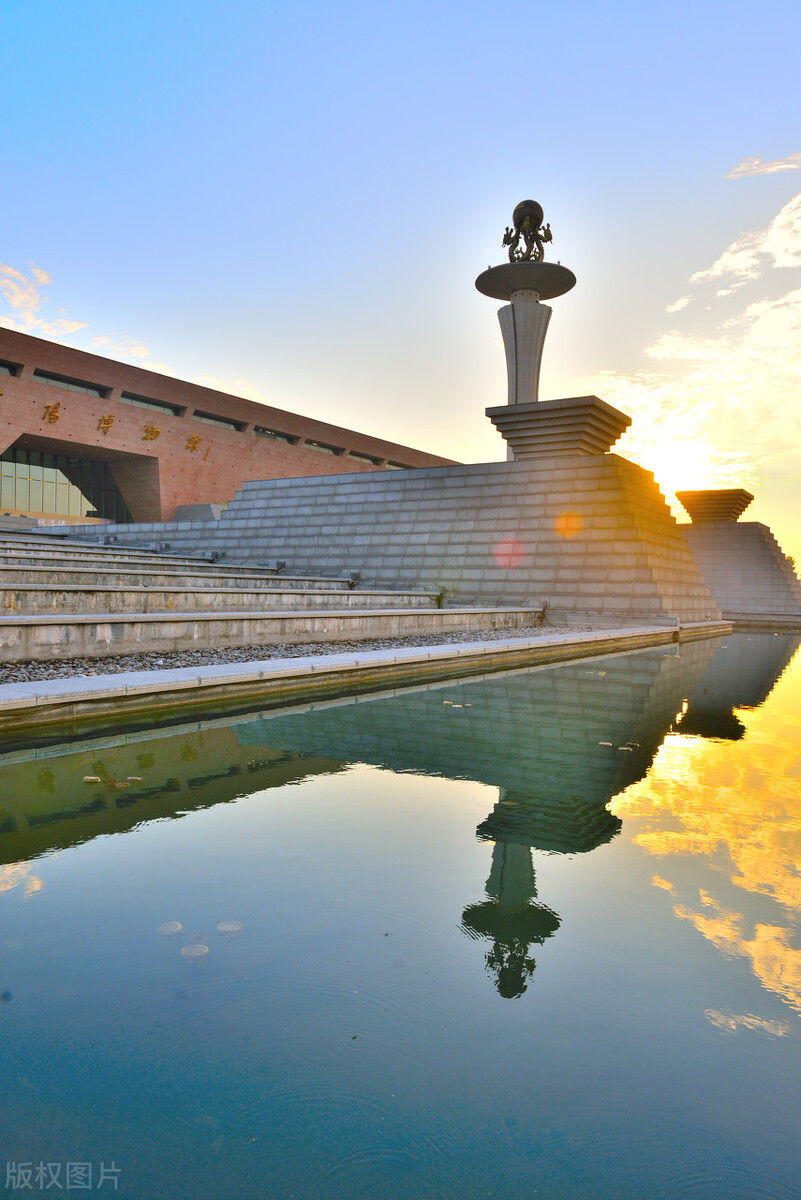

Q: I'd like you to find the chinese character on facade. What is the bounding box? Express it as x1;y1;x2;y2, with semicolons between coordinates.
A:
97;415;115;436
142;425;161;441
185;434;202;452
43;401;61;423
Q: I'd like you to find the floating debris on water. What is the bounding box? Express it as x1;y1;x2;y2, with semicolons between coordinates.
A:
180;944;210;959
157;921;183;936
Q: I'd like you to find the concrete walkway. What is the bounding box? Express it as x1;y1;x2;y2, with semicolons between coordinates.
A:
0;620;731;746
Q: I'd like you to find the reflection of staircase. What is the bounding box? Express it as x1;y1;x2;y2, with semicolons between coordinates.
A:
0;720;344;866
0;533;543;663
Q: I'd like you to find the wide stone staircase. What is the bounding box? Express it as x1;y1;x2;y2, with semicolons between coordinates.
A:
0;533;544;664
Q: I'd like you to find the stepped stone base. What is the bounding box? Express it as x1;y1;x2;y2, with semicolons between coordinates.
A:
683;522;801;618
677;489;753;523
66;454;721;625
486;396;631;458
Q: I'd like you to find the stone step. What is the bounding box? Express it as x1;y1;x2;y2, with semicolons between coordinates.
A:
0;565;353;591
0;547;297;574
0;584;435;617
0;535;230;566
0;606;543;663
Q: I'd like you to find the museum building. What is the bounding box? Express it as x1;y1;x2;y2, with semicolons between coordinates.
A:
0;327;452;524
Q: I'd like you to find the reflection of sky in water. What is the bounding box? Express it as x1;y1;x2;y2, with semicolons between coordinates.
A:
613;634;801;1017
0;633;799;1200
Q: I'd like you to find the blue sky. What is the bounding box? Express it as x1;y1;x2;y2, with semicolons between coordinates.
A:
3;0;801;555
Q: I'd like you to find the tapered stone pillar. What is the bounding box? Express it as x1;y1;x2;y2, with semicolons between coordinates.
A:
497;291;552;406
476;260;575;409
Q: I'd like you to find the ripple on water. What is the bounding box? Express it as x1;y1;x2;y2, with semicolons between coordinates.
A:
323;1143;453;1199
655;1164;801;1200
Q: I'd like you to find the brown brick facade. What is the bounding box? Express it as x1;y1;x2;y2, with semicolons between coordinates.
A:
0;328;454;522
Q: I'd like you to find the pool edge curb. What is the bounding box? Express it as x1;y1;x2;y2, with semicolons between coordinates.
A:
0;621;733;747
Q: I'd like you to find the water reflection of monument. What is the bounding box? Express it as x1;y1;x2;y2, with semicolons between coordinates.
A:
4;636;794;998
239;639;718;997
463;783;622;998
672;632;800;741
462;838;559;999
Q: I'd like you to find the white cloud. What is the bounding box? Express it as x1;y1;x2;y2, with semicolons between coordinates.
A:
90;334;175;376
0;262;177;377
0;263;86;339
576;189;801;500
0;260;275;409
727;152;801;179
192;374;269;403
690;193;801;285
666;295;691;313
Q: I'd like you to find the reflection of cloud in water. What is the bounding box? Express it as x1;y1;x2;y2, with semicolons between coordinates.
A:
612;633;801;1012
0;862;43;897
677;898;801;1014
704;1009;790;1037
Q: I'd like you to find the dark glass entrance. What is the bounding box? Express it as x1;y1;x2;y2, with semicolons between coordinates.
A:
0;447;132;522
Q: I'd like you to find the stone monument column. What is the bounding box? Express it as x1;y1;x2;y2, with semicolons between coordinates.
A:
498;289;552;408
476;200;630;460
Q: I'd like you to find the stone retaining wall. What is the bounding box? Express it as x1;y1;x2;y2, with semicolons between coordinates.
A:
64;455;721;624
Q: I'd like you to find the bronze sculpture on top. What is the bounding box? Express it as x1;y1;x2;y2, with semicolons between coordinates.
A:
476;200;630;460
503;199;552;262
475;199;576;306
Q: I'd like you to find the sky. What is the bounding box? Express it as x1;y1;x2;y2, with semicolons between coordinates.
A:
2;0;800;560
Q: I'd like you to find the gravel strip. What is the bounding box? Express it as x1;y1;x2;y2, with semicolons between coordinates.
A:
0;622;603;684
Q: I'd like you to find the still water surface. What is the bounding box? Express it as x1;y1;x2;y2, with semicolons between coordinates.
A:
1;633;800;1198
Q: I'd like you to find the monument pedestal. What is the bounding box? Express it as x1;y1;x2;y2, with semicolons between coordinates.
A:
486;395;631;459
678;489;801;622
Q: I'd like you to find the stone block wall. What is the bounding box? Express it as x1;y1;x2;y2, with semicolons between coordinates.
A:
683;522;801;616
66;454;721;624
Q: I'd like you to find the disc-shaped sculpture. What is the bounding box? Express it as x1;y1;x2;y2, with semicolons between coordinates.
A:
475;260;577;302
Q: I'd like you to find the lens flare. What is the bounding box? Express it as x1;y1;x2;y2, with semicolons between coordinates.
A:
492;538;526;569
554;511;583;538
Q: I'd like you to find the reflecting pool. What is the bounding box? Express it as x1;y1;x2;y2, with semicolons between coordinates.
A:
1;632;800;1198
